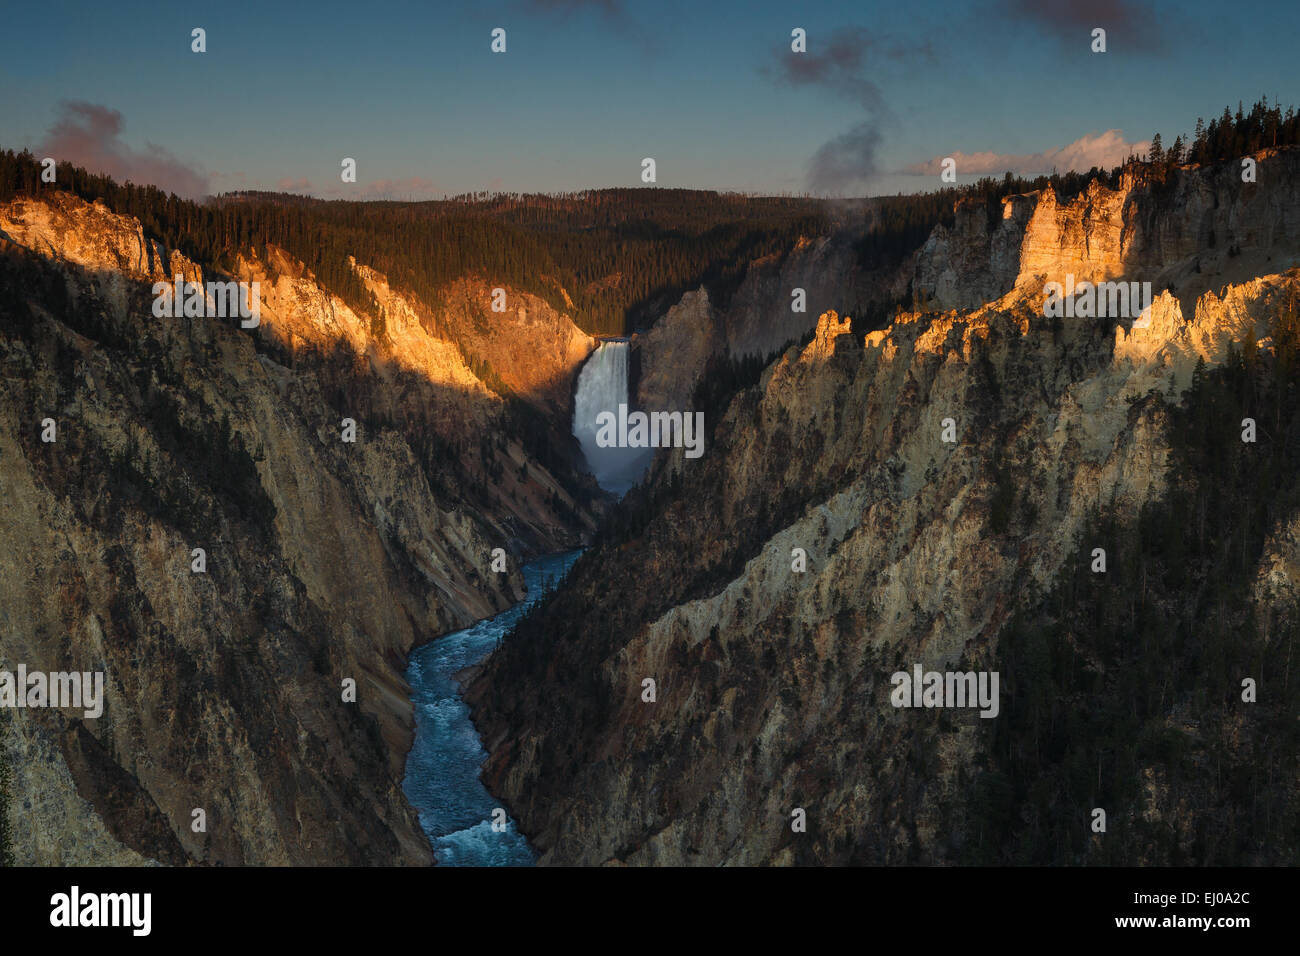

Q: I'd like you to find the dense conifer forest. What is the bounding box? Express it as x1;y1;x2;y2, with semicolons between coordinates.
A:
3;99;1293;338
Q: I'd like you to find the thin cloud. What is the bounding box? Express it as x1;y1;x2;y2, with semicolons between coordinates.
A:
765;26;934;195
515;0;650;50
902;129;1150;176
277;177;314;193
37;101;210;199
769;26;892;112
1002;0;1155;31
520;0;622;12
998;0;1163;49
809;123;885;195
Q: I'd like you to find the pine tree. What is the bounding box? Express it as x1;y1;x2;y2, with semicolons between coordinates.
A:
1149;133;1164;165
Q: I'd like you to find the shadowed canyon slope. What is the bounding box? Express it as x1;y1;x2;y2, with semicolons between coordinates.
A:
467;150;1300;866
0;191;601;864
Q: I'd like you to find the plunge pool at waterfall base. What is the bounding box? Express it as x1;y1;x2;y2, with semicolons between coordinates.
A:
403;549;583;866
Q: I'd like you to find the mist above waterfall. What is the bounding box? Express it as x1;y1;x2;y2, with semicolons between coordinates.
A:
573;340;653;494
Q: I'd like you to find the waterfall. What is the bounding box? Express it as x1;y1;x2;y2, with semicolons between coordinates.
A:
572;340;651;494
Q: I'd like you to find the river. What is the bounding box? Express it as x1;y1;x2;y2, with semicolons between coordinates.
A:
402;549;582;865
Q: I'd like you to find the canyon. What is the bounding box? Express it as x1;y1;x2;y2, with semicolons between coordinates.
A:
2;146;1298;867
0;190;601;864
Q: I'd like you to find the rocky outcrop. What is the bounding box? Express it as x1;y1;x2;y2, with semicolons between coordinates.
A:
914;194;1036;311
633;214;902;412
721;231;876;360
430;277;597;420
915;147;1300;313
634;288;721;414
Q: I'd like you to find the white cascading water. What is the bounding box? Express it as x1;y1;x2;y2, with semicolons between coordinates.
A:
572;340;651;494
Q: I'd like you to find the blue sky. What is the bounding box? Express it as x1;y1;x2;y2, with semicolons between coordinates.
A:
0;0;1296;198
